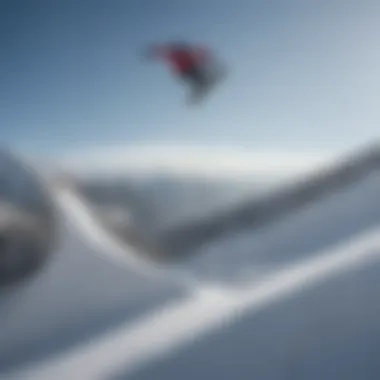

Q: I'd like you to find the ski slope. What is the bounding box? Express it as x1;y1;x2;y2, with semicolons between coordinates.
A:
179;166;380;286
0;144;379;380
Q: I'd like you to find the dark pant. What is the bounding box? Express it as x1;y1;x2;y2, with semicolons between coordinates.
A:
180;65;208;87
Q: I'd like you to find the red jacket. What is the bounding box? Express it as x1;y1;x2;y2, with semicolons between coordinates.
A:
152;44;208;72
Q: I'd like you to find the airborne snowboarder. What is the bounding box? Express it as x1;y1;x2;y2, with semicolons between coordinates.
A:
144;41;226;105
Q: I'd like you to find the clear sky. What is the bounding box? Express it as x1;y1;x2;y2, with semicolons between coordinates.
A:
1;0;380;156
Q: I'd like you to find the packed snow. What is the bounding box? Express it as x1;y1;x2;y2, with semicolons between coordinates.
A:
0;145;379;380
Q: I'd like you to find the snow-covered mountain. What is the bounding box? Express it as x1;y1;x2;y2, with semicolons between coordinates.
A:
56;144;334;230
74;174;279;235
51;145;335;261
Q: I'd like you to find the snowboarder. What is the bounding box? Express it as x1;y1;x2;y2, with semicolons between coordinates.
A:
144;41;226;105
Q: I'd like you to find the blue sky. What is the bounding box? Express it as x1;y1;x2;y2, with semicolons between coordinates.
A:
1;0;379;156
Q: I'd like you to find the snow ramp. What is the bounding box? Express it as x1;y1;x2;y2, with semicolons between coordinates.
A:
1;143;380;379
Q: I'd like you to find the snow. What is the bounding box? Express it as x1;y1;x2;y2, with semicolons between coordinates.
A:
178;171;380;286
0;145;379;379
6;226;380;380
0;149;55;287
0;187;187;376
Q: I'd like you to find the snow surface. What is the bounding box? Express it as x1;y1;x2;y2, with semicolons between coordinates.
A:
0;149;55;287
177;170;380;286
0;147;379;380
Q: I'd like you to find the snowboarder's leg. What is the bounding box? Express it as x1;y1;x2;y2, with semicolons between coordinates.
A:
189;82;210;104
182;65;213;104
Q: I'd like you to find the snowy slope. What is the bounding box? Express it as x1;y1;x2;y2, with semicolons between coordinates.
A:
178;169;380;286
0;186;189;375
0;148;56;287
159;143;380;257
1;144;379;380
